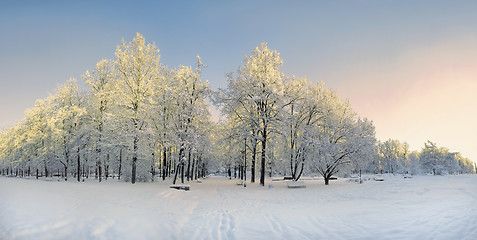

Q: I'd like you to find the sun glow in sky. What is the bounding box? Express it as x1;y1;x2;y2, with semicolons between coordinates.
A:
0;0;476;162
333;37;477;163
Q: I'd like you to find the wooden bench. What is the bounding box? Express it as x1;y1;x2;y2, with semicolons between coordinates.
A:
170;185;190;191
286;181;306;188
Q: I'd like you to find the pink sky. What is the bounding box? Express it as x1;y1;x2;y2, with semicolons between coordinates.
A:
335;36;477;163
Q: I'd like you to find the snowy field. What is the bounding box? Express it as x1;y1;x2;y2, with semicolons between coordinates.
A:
1;174;476;240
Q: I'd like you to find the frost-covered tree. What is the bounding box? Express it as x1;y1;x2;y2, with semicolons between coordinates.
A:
9;124;29;177
280;77;306;180
216;43;285;186
307;89;376;185
348;118;377;183
113;33;161;184
420;141;444;175
149;66;175;181
215;72;261;182
408;151;421;175
377;139;409;174
83;59;115;182
50;78;86;181
243;43;285;186
419;142;474;175
22;97;55;178
280;79;328;180
169;57;210;184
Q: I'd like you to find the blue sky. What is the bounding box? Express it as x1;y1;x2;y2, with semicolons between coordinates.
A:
1;0;477;162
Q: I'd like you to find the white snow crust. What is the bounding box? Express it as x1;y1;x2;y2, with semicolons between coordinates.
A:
1;174;476;240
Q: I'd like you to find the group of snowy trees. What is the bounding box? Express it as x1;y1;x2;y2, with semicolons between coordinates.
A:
214;43;377;185
370;139;475;176
0;33;212;184
0;33;474;186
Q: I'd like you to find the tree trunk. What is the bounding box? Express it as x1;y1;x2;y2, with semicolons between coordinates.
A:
191;154;196;181
324;177;329;185
118;148;122;180
359;169;362;184
296;154;305;180
162;147;167;181
168;148;172;177
36;168;39;179
151;152;155;182
64;165;68;181
290;128;295;179
167;158;171;177
181;161;185;184
269;163;272;178
172;162;179;185
96;149;101;182
173;145;185;185
132;135;138;184
251;142;256;183
98;164;102;183
131;156;136;184
260;128;267;186
84;154;88;178
105;153;110;181
77;147;81;182
187;151;191;181
196;155;202;179
105;164;109;180
244;153;247;182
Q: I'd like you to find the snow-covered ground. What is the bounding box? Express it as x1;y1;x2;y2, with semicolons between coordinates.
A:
1;174;476;240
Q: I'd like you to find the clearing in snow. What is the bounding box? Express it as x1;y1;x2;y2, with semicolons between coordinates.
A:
1;174;476;240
